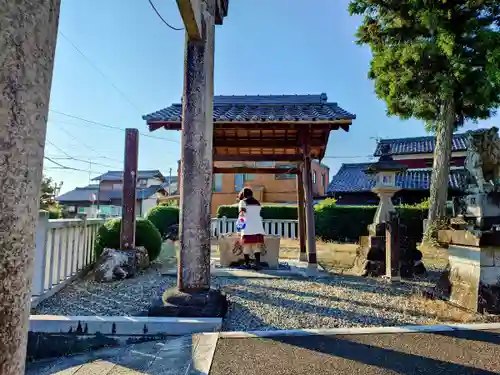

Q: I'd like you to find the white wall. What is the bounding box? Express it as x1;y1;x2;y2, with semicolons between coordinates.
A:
141;196;158;217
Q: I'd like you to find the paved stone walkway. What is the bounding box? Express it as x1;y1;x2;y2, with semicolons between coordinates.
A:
25;334;215;375
210;329;500;375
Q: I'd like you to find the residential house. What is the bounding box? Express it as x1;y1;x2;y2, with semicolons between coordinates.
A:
56;170;177;217
174;160;329;216
327;132;470;205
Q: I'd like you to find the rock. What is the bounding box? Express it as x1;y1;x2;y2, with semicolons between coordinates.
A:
93;248;149;282
163;224;179;241
147;287;228;318
135;246;150;269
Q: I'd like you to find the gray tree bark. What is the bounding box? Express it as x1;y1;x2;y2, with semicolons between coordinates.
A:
0;1;60;374
424;98;455;242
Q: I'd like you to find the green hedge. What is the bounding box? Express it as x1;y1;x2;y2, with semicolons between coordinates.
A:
217;202;427;242
217;204;298;220
94;217;162;262
145;205;180;237
315;205;427;242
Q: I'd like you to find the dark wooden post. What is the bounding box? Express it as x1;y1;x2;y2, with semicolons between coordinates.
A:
300;131;317;270
177;0;215;292
120;128;139;249
297;169;307;261
385;212;401;281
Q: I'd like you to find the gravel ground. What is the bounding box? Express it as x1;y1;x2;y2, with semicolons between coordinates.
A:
33;265;491;330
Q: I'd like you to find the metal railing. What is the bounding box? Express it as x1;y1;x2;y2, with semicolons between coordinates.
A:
211;217;299;239
31;212;106;307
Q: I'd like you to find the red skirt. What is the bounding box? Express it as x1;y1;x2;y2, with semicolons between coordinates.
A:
240;234;264;244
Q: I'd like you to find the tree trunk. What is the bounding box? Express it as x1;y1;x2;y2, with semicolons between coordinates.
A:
0;2;60;375
424;97;455;243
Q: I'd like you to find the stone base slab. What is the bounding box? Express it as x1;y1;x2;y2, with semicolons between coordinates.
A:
218;234;281;269
434;244;500;313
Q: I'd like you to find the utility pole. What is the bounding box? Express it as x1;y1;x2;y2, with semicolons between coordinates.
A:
169;167;172;195
0;2;61;375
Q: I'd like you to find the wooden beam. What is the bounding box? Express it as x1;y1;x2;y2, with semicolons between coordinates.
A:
213;154;303;162
176;0;203;40
214;167;299;174
214;139;325;148
146;120;353;132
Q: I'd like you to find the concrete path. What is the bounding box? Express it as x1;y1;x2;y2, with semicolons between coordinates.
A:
25;334;217;375
211;327;500;375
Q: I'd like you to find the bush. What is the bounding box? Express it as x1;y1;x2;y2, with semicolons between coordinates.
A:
315;203;427;242
94;217;162;262
145;205;180;237
217;204;298;220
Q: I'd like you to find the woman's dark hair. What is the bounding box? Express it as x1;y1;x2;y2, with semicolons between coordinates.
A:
237;187;253;201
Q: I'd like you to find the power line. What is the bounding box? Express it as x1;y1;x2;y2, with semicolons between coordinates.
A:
48;110;180;143
58;31;144;114
147;0;184;31
45;140;121;169
51;123;123;163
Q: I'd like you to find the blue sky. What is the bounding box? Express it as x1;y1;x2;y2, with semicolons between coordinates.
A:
46;0;499;193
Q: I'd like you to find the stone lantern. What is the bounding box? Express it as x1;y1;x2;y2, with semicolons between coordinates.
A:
364;144;407;224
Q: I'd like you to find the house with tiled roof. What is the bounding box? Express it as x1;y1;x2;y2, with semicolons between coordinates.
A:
327;132;471;205
56;170;177;218
144;93;355;214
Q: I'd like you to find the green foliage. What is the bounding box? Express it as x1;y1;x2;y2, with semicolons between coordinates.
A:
315;203;428;242
216;204;298;220
401;198;430;210
48;204;62;219
94;217;162;262
145;205;180;237
348;0;500;126
40;175;63;211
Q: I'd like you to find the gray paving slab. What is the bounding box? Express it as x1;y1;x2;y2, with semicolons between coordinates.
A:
210;329;500;375
24;335;209;375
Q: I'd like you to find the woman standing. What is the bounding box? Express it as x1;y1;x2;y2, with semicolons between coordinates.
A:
237;187;265;269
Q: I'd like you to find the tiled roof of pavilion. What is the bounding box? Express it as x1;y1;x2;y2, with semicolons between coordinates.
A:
373;132;469;156
142;93;356;124
327;163;467;193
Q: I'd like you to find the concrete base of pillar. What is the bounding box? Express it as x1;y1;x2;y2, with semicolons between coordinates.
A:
147;288;228;318
298;252;307;262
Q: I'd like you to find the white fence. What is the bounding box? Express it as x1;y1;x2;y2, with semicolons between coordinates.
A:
211;217;299;239
31;212;105;307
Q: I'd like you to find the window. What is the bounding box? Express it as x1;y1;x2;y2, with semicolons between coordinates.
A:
322;173;326;187
234;174;244;191
112;183;123;190
313;171;317;184
213;174;223;192
256;161;274;167
275;163;297;180
138;179;147;187
244;174;255;182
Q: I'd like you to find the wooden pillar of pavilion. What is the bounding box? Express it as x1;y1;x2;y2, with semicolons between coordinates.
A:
299;131;317;271
296;169;307;262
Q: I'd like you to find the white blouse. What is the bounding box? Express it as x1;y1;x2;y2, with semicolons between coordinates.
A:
238;200;265;236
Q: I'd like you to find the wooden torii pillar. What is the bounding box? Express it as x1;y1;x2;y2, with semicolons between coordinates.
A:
296;170;307;262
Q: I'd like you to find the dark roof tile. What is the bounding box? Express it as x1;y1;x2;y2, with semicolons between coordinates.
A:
92;170;166;182
143;94;356;123
327;163;466;193
373;132;469;156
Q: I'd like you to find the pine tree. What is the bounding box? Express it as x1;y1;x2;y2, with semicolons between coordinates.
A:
349;0;500;242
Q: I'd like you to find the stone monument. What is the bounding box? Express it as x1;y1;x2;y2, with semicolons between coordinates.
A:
434;127;500;313
350;144;426;278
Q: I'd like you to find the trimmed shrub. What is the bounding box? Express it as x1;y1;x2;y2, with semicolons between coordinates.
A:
217;204;298;220
315;203;427;242
94;217;162;262
146;205;180;237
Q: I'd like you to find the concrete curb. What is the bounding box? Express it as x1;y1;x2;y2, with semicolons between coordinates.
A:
29;315;223;336
218;323;500;338
188;333;220;375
